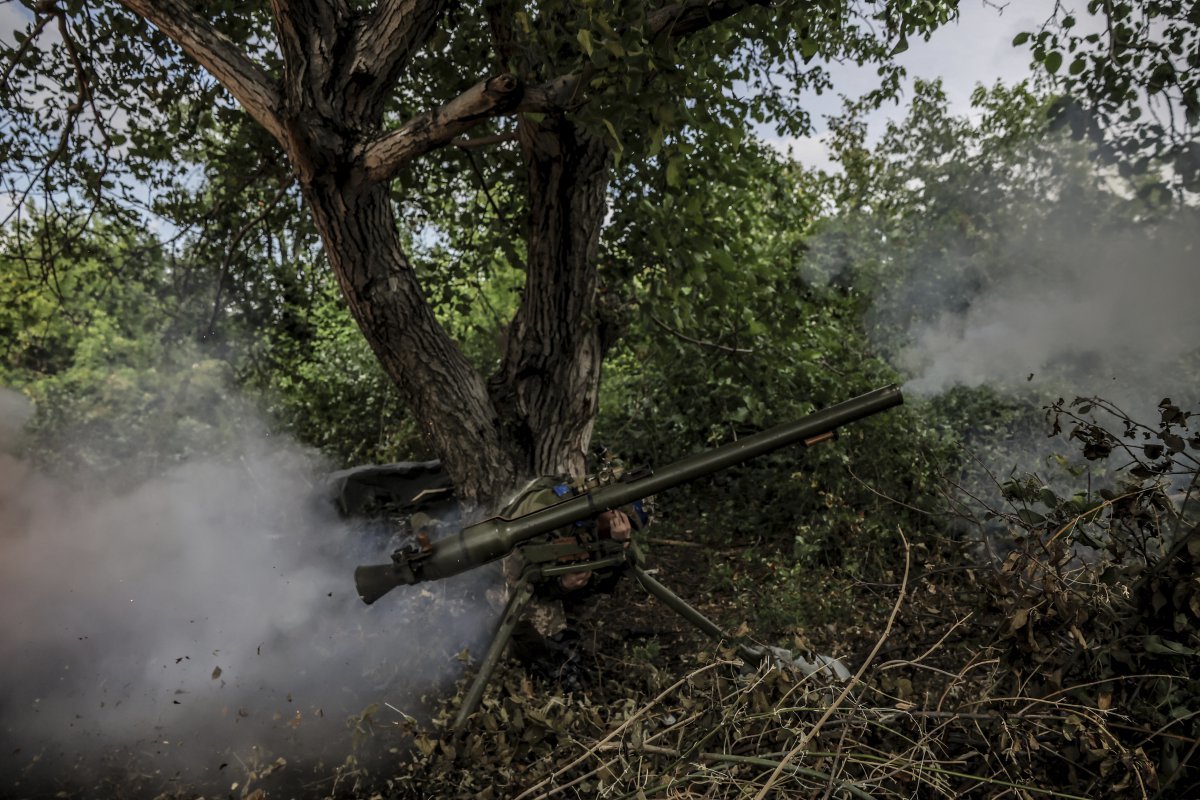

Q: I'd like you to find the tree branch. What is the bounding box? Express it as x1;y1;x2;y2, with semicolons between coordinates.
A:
358;71;581;181
206;182;292;336
358;0;769;178
350;0;451;99
517;73;585;112
0;4;56;92
115;0;286;143
646;0;771;40
649;314;756;354
358;73;523;182
452;131;518;149
514;0;770;111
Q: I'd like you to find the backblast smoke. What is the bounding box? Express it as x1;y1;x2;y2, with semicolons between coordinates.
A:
0;387;496;797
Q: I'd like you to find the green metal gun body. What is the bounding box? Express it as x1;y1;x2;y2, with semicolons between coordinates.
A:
356;384;902;604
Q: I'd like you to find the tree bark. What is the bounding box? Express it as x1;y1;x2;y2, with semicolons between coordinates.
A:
292;67;614;503
295;129;612;502
252;0;529;504
487;114;611;480
300;174;520;502
252;0;622;505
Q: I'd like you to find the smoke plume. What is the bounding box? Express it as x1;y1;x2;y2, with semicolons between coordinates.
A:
0;387;496;797
894;214;1200;412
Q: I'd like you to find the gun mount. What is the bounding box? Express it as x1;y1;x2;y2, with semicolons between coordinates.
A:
354;384;904;728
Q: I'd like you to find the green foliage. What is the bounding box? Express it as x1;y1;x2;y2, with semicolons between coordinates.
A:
1016;1;1200;196
810;77;1196;480
818;78;1136;351
0;215;263;476
593;140;949;632
0;5;1196;795
255;281;429;465
0;208;423;473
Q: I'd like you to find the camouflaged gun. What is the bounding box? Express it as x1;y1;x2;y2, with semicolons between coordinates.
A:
355;384;903;727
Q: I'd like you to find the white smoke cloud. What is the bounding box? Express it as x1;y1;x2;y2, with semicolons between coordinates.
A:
0;398;496;796
897;214;1200;413
869;201;1200;557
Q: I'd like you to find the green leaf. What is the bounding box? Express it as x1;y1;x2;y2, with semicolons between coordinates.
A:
648;124;664;157
890;36;909;56
577;29;593;57
711;250;736;273
665;157;682;188
1017;509;1047;526
1012;31;1031;46
1044;51;1063;73
601;118;623;165
601;118;620;147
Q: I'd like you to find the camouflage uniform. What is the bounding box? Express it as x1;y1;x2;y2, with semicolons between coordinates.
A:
495;475;649;639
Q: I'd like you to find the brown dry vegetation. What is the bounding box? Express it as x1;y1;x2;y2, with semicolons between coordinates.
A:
299;484;1198;799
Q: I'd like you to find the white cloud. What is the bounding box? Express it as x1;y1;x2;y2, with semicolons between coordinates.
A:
762;133;839;173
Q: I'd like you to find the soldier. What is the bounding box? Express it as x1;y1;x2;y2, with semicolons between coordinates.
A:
496;474;650;685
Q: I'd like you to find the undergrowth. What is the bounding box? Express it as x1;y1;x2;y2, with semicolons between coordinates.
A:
59;396;1200;799
353;395;1198;799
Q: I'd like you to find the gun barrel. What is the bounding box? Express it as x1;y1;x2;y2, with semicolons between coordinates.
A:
359;384;902;600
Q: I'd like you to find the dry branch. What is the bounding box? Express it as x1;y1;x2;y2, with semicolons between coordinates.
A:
115;0;286;142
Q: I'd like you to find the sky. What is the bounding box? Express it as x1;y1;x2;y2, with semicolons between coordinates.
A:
764;0;1054;171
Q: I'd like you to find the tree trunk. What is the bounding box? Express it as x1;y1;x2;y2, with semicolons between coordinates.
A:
286;121;611;508
198;3;614;508
104;0;800;511
487;114;611;481
302;177;519;501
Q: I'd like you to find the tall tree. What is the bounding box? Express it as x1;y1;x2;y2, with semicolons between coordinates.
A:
1;0;956;504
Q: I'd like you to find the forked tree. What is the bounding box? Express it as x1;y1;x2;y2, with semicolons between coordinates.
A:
0;1;983;502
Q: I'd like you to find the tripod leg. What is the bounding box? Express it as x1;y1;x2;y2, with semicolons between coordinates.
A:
631;561;851;680
628;562;760;664
453;574;535;731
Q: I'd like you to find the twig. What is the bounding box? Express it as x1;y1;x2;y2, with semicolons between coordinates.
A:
516;659;735;800
206;183;291;335
877;612;972;670
648;314;756;355
0;3;57;91
848;463;943;518
752;527;911;800
801;750;1093;799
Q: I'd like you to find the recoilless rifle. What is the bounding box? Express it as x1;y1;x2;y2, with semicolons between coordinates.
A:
355;384;903;728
